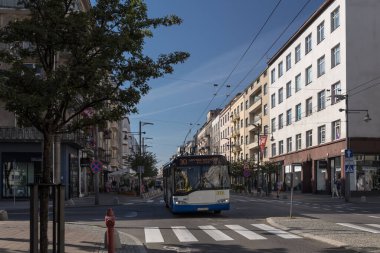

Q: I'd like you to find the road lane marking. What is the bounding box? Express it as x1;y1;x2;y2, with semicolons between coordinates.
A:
252;224;301;239
172;226;198;242
199;225;233;241
145;227;164;243
225;225;266;240
337;223;380;234
367;224;380;230
369;216;380;219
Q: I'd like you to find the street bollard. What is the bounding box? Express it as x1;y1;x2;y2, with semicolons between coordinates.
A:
105;208;115;253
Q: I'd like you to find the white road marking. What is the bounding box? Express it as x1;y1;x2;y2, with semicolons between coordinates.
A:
367;224;380;230
369;216;380;219
199;225;233;241
172;226;198;242
337;223;380;234
145;227;164;243
225;225;266;240
252;224;301;239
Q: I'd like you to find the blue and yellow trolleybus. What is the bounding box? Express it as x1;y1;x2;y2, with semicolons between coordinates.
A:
163;155;230;214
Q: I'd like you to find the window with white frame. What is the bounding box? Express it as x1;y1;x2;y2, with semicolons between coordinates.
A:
264;104;268;116
305;33;312;54
295;44;301;63
332;120;341;141
305;65;312;85
286;81;292;98
278;61;283;78
331;6;340;32
271;143;277;157
331;81;341;105
278;87;283;104
278;113;284;129
318;90;326;111
271;93;276;108
296;134;302;151
279;140;284;155
271;69;276;83
287;137;292;153
317;21;325;44
295;103;302;121
306;130;313;148
271;118;276;132
286;53;291;71
306;97;312;116
286;109;292;126
331;44;340;68
295;73;301;92
317;55;325;77
318;125;326;144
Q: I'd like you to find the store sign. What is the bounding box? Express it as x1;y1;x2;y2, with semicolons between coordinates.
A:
259;135;268;154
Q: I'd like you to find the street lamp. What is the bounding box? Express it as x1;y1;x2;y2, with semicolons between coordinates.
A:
123;131;145;140
336;94;371;202
138;121;153;195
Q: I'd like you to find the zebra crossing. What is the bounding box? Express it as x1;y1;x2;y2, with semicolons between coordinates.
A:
336;223;380;234
144;223;301;243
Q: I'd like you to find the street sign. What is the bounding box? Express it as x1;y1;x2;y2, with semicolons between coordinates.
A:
90;160;103;173
345;149;353;158
345;164;355;173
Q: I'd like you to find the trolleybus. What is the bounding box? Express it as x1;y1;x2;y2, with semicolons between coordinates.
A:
163;155;230;213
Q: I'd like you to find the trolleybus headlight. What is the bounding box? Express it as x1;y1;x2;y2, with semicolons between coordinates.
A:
217;199;229;204
175;200;187;205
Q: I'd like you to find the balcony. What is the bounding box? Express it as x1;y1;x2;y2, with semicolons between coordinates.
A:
233;145;242;153
0;127;86;148
232;113;240;122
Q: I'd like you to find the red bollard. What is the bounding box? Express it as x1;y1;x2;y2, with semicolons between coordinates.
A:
105;208;115;253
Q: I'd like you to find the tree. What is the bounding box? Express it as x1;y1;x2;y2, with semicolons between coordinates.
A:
0;0;189;252
128;151;158;178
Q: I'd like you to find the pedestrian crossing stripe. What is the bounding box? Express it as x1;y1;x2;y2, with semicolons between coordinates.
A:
144;224;301;243
337;223;380;234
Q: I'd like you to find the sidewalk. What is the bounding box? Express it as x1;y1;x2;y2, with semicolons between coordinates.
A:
0;192;153;253
241;191;380;253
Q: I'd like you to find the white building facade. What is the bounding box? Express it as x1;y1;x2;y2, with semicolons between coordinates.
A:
268;0;380;195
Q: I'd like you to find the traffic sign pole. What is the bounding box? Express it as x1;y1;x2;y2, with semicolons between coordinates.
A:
344;149;353;202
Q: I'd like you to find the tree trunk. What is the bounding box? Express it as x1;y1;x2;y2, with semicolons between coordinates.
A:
40;133;53;253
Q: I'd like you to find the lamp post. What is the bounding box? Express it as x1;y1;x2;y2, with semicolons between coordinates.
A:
222;137;233;162
138;121;153;195
336;94;371;202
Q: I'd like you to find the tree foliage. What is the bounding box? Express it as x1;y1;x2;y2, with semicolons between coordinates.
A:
0;1;189;252
128;151;158;178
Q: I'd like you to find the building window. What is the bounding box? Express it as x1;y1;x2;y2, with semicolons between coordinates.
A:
317;90;326;111
296;134;302;151
305;65;312;85
317;55;325;77
279;140;284;155
263;104;268;116
245;135;248;145
305;33;312;54
331;81;341;105
278;87;283;104
286;109;292;126
278;61;283;78
331;44;340;68
286;53;292;71
306;130;313;148
271;143;277;157
318;125;326;144
263;83;268;95
317;21;325;44
295;103;301;121
331;6;340;32
271;118;276;132
287;137;292;153
263;125;269;134
264;147;268;158
306;97;312;116
286;81;292;98
245;100;248;110
332;120;341;141
295;73;301;92
278;113;284;129
271;93;276;108
271;69;276;83
295;44;301;63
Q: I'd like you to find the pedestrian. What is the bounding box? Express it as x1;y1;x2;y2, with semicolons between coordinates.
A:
332;178;339;198
276;180;282;198
336;176;342;198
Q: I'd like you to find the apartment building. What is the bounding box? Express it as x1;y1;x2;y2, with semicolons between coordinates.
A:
268;0;380;195
219;103;232;161
230;93;245;161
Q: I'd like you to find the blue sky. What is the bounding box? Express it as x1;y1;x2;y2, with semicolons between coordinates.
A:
126;0;325;167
